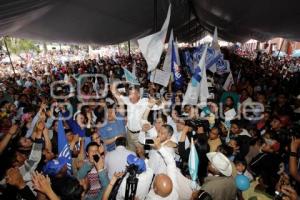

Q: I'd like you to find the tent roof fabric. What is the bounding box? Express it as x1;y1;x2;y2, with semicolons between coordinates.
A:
1;0;300;44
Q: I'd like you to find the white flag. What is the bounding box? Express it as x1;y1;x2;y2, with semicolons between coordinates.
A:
132;62;137;77
175;38;181;66
223;72;234;91
138;4;171;72
211;27;220;51
162;29;174;72
199;45;210;105
182;82;201;106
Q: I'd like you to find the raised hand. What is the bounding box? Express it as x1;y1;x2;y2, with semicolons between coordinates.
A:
31;171;52;195
152;137;161;150
110;172;125;185
6;168;26;189
8;124;18;136
290;137;300;152
281;185;298;200
94;155;105;171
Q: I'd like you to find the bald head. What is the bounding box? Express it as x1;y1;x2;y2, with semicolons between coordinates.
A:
153;174;173;198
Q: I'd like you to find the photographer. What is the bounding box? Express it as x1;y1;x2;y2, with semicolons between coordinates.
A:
115;154;154;200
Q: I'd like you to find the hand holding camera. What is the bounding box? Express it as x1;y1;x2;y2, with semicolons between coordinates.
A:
93;154;104;171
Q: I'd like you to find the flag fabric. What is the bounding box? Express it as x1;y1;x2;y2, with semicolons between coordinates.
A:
190;45;230;75
199;45;210;105
138;4;171;72
162;29;174;73
171;41;184;90
182;82;200;105
182;44;208;106
215;59;231;75
183;50;194;73
223;72;234;91
211;27;220;51
174;38;181;66
57;113;72;173
188;138;199;185
123;67;140;85
132;62;137;78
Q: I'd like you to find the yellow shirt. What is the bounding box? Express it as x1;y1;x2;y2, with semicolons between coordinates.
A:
242;180;273;200
208;138;222;152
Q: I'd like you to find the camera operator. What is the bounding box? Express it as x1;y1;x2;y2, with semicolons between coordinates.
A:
115;154;154;200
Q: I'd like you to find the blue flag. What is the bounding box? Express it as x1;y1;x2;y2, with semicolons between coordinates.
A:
171;42;184;90
191;65;201;87
190;45;230;74
183;51;194;73
58;113;72;174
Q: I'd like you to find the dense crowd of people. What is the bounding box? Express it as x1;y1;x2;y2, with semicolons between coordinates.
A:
0;46;300;200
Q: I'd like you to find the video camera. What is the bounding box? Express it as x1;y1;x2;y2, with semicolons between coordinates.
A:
124;164;139;200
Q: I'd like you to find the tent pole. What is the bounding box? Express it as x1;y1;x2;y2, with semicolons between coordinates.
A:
277;39;285;59
128;41;131;57
3;37;16;76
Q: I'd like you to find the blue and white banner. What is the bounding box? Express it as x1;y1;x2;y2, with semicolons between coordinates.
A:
183;45;230;75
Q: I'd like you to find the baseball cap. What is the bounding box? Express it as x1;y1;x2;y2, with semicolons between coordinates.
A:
127;154;146;174
43;157;68;176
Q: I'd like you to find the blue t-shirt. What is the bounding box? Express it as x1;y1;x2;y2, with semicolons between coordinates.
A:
99;114;126;151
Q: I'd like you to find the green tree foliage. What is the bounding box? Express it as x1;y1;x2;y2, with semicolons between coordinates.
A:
4;37;39;54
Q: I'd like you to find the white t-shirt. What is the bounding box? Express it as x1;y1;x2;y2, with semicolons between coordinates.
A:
120;96;149;131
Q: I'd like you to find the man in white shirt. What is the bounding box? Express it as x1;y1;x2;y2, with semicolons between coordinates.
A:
148;125;198;200
111;84;153;151
146;138;179;200
148;124;177;174
105;137;136;180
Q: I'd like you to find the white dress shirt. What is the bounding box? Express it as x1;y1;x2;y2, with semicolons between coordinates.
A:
116;160;154;200
146;147;179;200
120;96;149;132
105;146;136;180
148;146;196;200
148;144;175;175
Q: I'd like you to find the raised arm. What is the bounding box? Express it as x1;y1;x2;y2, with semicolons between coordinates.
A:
178;126;190;161
289;138;300;182
43;127;52;153
142;98;155;120
0;124;18;154
110;81;122;102
25;103;46;138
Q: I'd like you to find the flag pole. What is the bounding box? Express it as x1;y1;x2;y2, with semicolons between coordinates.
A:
128;40;131;57
3;37;16;76
277;39;285;59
